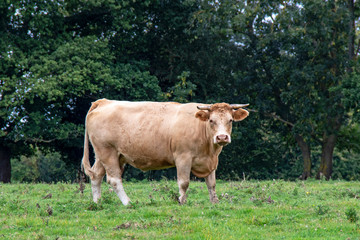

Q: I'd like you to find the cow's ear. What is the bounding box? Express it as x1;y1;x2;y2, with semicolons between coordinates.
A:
233;108;249;122
195;110;210;121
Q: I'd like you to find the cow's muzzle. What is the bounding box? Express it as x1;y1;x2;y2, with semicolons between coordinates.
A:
215;134;231;146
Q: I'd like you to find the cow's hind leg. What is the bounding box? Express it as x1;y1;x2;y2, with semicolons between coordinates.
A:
106;171;130;206
205;170;219;203
102;153;130;206
90;160;106;203
175;157;191;204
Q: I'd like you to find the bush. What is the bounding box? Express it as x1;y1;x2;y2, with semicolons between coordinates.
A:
332;151;360;180
11;155;40;182
11;150;75;183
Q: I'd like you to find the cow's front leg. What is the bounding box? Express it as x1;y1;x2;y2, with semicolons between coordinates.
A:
175;157;191;205
205;170;219;203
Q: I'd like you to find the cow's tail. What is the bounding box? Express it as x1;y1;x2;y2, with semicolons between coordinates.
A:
81;128;94;179
81;99;107;179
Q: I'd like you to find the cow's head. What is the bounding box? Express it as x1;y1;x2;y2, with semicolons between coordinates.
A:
195;103;249;146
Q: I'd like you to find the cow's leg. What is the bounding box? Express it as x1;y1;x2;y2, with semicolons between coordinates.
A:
205;170;219;203
90;160;106;203
101;154;130;206
107;174;130;206
92;144;130;206
175;158;192;204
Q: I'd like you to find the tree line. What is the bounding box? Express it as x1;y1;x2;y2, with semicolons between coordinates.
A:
1;0;360;183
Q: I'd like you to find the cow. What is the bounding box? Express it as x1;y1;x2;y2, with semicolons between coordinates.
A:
81;99;249;205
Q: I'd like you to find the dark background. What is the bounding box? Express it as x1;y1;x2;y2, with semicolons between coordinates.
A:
1;0;360;183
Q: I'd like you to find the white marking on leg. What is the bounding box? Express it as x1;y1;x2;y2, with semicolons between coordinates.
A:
109;177;130;206
91;178;102;203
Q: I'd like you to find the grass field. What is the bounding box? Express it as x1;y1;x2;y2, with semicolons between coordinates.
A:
0;179;359;239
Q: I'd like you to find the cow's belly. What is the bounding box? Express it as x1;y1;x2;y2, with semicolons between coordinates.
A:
122;154;175;171
108;121;175;170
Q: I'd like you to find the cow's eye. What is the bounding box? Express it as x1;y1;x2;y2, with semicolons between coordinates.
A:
229;119;233;123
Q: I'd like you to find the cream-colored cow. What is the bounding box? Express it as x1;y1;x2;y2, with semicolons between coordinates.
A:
82;99;249;205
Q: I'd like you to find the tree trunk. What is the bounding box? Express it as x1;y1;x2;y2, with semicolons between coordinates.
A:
0;146;11;183
316;134;337;180
295;135;311;180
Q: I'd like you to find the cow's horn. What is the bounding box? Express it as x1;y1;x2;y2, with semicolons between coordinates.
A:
231;104;249;109
197;105;212;110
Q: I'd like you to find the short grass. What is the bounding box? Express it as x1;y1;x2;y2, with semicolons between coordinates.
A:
0;179;360;239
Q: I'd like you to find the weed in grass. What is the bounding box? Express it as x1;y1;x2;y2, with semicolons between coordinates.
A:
58;184;66;192
250;196;264;206
166;189;180;203
245;188;253;194
36;204;49;218
151;179;179;203
46;205;53;216
86;200;103;211
41;216;49;226
219;193;237;203
127;200;139;209
43;193;52;199
35;233;45;240
345;188;360;199
293;187;299;196
8;200;21;212
101;190;115;205
345;207;359;223
315;205;329;216
114;222;142;230
269;215;282;226
248;215;269;226
77;169;86;195
250;195;275;206
148;194;156;205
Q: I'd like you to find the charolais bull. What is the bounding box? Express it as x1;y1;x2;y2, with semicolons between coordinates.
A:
82;99;249;205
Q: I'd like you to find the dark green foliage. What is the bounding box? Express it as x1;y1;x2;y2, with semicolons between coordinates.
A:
190;0;359;180
1;0;360;182
332;151;360;180
11;149;75;183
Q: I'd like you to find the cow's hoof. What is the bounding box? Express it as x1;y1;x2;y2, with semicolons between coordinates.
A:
211;197;219;204
122;199;130;206
178;196;187;205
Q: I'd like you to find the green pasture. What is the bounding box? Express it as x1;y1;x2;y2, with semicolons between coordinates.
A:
0;180;359;239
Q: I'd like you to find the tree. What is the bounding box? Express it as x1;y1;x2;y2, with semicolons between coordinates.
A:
0;0;163;182
190;0;358;180
2;0;359;182
270;0;355;180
